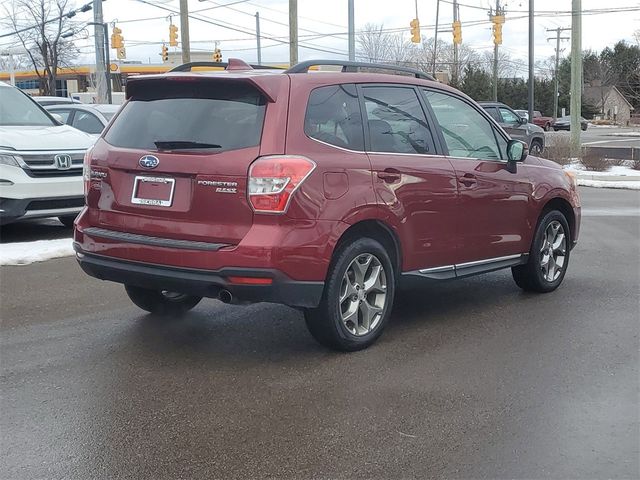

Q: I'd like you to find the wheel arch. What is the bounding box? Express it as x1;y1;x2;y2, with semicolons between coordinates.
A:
333;219;402;277
540;196;576;242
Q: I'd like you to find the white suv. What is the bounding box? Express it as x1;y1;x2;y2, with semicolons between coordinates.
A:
0;82;94;226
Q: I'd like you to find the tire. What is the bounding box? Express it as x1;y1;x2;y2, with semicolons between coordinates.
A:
124;285;202;315
512;210;571;293
529;139;543;156
304;237;396;352
58;215;77;228
581;124;587;131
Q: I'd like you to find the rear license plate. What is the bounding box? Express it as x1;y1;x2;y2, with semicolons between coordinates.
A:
131;176;176;207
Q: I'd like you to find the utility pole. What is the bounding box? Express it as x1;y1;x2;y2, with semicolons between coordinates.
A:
547;27;570;119
528;0;534;122
489;0;505;102
348;0;355;61
289;0;298;66
452;0;459;82
255;12;262;65
103;23;112;104
179;0;191;63
93;0;107;103
570;0;582;156
432;0;440;76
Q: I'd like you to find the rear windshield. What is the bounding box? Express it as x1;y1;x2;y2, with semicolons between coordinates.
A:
104;81;266;151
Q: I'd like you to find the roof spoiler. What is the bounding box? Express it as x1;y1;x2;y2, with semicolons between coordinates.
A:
169;59;284;72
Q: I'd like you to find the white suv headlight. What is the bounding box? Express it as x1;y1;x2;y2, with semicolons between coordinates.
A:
0;154;20;167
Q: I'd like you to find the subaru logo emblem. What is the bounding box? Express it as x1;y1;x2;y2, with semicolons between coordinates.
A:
54;154;72;170
139;155;159;169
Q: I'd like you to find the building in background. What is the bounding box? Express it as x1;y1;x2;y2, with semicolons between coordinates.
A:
583;83;634;124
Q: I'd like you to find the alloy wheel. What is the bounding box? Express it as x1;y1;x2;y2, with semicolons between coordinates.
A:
339;253;387;336
540;220;567;282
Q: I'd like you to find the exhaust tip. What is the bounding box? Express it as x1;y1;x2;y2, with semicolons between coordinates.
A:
218;289;233;304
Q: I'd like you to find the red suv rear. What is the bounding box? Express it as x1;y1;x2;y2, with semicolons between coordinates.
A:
74;59;581;351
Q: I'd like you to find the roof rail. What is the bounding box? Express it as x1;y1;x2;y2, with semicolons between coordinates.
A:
285;60;435;81
169;61;283;72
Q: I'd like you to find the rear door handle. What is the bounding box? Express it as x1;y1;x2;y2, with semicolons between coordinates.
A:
459;173;477;187
377;168;401;182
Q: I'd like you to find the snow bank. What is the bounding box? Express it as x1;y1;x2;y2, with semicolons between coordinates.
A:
578;179;640;190
605;132;640;137
0;238;74;266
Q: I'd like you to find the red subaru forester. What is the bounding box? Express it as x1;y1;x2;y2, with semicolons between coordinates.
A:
75;59;581;351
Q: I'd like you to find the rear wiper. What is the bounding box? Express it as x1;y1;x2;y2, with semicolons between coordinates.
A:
154;141;222;150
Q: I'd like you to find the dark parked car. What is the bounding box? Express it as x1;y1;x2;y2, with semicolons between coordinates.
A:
553;115;588;131
479;102;546;155
75;59;581;351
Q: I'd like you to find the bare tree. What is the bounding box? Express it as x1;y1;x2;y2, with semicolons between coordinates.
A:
2;0;79;95
356;23;392;63
634;30;640;45
413;38;479;80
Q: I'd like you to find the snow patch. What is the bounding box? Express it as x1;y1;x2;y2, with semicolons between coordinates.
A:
605;132;640;137
0;238;74;266
578;179;640;190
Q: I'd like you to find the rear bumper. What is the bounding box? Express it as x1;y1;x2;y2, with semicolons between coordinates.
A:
74;246;324;308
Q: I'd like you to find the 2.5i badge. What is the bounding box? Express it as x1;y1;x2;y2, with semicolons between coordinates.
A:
197;179;238;194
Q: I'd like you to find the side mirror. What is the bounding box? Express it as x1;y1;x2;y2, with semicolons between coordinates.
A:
518;116;527;125
506;140;528;172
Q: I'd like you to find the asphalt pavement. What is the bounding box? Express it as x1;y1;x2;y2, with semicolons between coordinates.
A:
1;187;639;479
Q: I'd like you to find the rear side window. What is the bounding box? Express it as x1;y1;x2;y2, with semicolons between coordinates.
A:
105;81;266;151
304;84;364;151
362;86;435;155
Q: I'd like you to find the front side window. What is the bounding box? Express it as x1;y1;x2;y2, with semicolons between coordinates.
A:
422;89;504;161
304;84;364;150
362;86;435;154
499;107;520;124
52;109;72;123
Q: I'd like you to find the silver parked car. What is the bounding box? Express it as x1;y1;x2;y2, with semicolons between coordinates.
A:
45;104;121;136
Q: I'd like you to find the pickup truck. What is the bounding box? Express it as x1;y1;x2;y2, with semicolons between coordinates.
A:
531;111;555;131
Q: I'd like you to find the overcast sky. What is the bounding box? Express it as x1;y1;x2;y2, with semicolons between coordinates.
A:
2;0;639;73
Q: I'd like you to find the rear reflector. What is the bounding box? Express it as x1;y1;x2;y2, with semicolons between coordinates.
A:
248;155;316;213
227;276;274;285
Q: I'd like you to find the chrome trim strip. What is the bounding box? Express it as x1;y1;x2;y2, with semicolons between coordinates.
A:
418;264;455;274
406;253;529;280
83;227;230;251
456;254;524;269
23;207;82;217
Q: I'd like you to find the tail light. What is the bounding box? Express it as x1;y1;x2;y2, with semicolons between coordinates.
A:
82;146;93;199
248;155;316;213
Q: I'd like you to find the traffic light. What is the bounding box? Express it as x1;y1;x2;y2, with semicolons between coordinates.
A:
161;44;168;62
410;18;420;44
169;24;178;47
110;26;123;49
213;48;222;63
452;20;462;45
491;14;505;45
